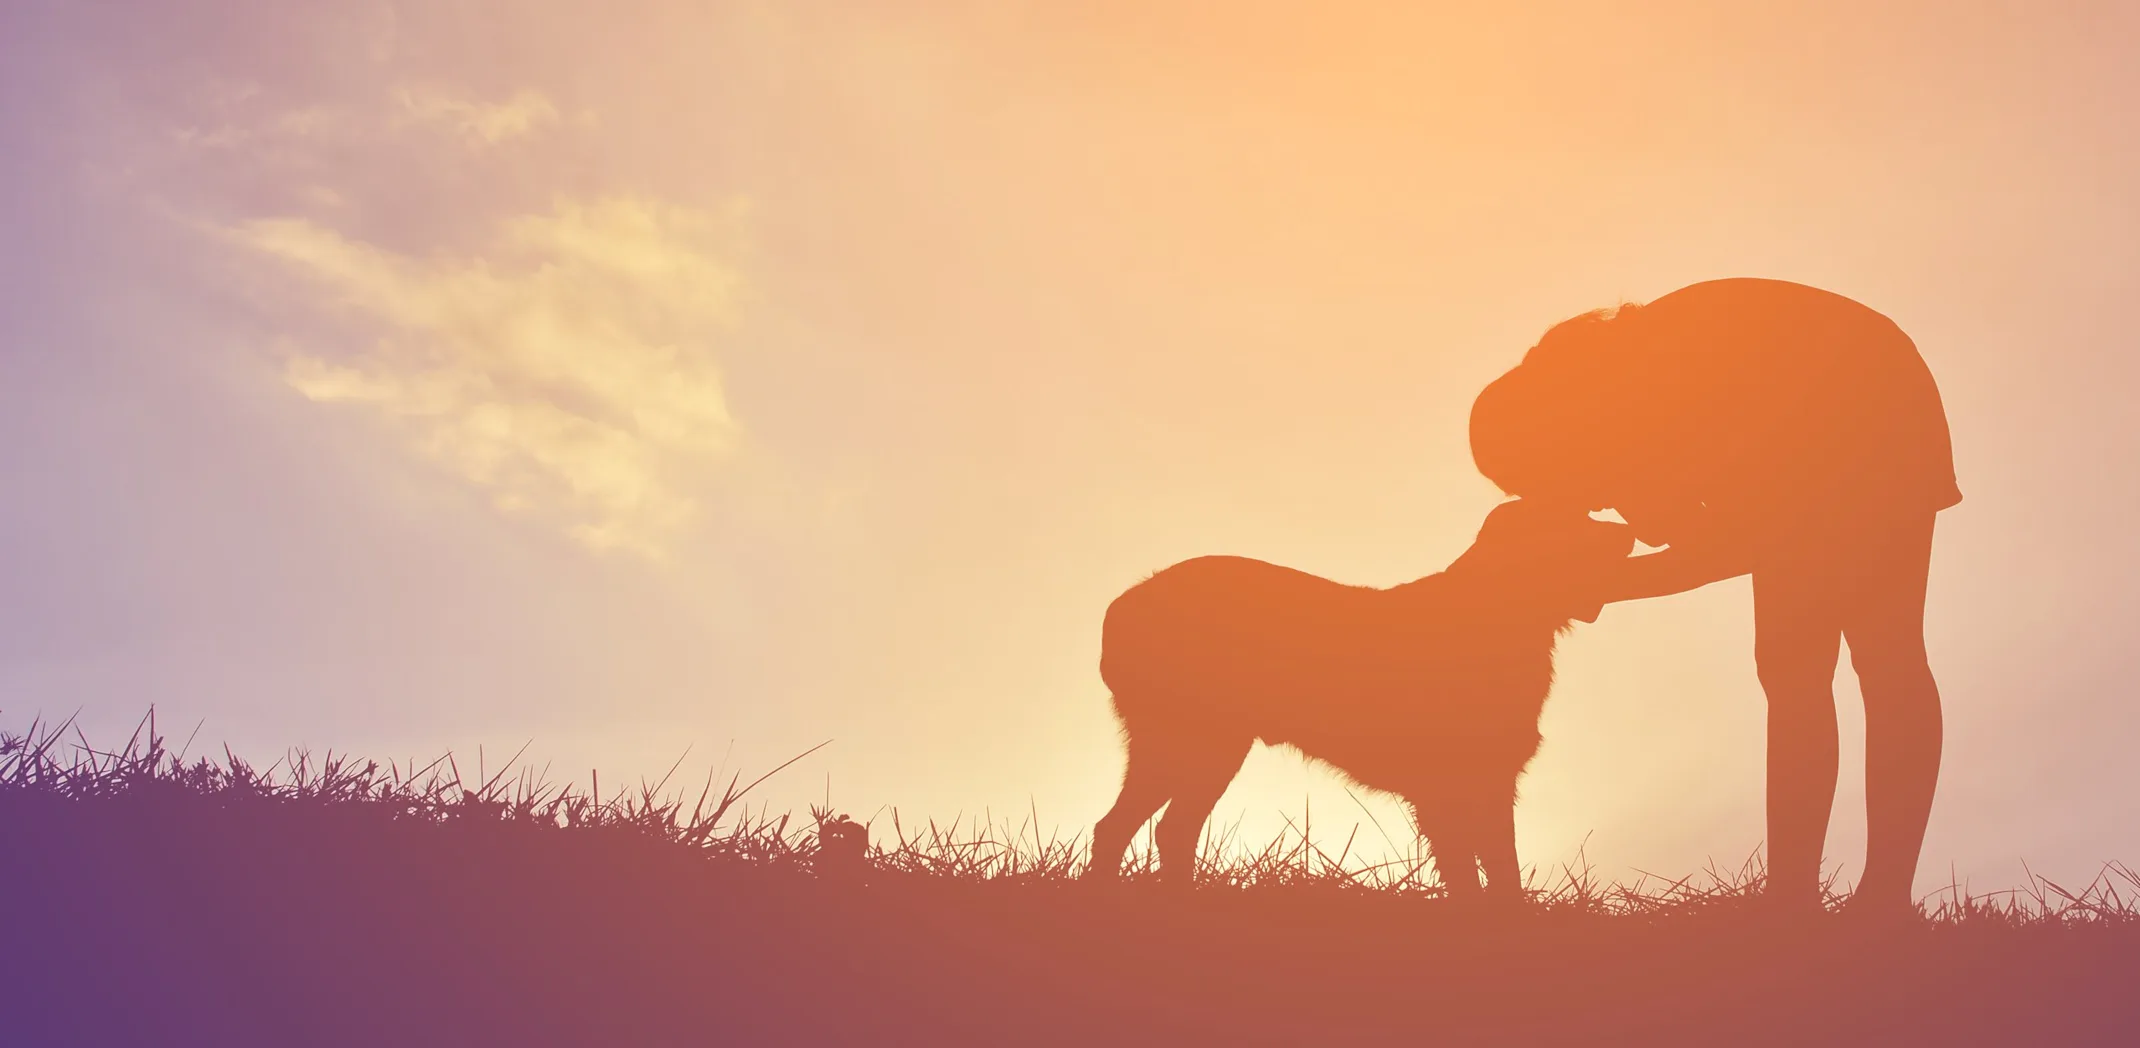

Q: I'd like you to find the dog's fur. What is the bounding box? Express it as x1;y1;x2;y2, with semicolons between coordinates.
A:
1088;498;1634;895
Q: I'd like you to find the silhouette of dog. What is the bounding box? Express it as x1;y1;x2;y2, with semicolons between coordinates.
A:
1088;498;1634;896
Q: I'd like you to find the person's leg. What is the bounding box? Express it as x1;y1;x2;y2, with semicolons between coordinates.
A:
1839;512;1943;912
1751;553;1847;911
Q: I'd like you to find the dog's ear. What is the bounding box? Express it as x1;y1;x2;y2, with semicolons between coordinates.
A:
1476;497;1526;537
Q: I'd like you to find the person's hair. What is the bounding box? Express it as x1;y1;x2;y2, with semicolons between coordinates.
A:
1470;300;1647;497
1524;301;1644;372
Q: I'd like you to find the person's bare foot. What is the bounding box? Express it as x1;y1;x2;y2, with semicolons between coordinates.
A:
1755;886;1828;918
1834;890;1924;932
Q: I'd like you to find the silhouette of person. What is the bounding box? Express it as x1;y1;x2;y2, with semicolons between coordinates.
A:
1467;277;1960;918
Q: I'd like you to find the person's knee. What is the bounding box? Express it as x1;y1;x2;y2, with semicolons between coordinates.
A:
1755;649;1838;702
1751;598;1841;699
1851;643;1937;700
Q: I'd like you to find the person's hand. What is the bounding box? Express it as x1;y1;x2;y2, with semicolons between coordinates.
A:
1603;535;1752;603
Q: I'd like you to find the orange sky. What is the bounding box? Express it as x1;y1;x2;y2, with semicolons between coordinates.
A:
4;1;2138;897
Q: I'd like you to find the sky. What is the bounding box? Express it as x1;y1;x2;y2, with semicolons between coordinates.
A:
4;1;2138;898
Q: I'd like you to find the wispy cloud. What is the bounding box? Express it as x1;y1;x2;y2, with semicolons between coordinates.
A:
169;105;351;150
393;86;561;145
170;85;560;155
232;196;749;557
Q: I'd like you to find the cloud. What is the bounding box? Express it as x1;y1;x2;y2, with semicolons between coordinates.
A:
393;86;560;144
232;196;749;558
169;85;559;156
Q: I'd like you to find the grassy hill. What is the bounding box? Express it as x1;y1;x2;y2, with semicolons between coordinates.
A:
3;712;2134;1047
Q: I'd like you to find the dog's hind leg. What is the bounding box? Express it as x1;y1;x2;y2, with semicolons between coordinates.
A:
1151;732;1253;886
1089;724;1174;879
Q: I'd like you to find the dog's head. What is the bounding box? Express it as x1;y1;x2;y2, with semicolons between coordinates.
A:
1451;498;1636;625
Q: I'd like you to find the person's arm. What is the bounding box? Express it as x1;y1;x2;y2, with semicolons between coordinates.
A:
1612;494;1704;550
1605;538;1752;604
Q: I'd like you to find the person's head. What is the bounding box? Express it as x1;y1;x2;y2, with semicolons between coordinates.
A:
1468;303;1644;507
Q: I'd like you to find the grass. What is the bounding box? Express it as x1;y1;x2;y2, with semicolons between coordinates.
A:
3;709;2136;1047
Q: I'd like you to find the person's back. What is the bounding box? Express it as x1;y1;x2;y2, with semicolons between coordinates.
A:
1544;277;1960;532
